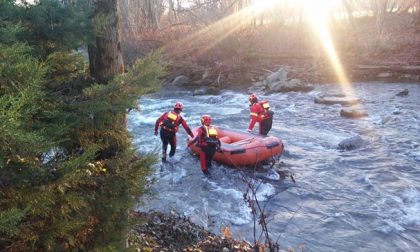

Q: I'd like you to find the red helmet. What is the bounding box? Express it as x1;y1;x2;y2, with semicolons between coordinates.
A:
249;94;258;103
201;114;211;125
174;102;183;111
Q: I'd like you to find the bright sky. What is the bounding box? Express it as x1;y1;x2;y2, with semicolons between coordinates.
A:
16;0;36;4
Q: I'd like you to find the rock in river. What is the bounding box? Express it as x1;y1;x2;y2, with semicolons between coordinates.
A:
338;135;365;150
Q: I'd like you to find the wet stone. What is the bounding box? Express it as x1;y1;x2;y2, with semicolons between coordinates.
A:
340;108;368;118
314;95;360;105
396;89;409;97
338;135;365;150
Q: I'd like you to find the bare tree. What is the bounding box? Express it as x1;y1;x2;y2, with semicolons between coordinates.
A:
144;0;161;29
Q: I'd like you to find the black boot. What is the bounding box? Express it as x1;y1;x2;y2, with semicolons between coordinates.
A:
202;169;211;176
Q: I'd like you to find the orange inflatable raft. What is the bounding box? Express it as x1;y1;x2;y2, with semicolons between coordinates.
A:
188;126;284;167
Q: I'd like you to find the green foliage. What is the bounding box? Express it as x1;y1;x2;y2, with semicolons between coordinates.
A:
0;43;165;251
0;1;166;251
0;43;52;163
46;51;89;85
0;21;26;44
0;0;92;57
115;50;166;97
0;208;27;237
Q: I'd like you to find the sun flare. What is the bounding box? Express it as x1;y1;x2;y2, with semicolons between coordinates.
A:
302;0;356;97
171;0;357;99
249;0;355;95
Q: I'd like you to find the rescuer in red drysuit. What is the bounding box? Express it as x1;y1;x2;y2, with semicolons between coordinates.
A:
189;115;221;175
154;102;194;162
247;94;274;136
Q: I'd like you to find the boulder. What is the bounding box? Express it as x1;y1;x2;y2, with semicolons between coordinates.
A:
193;88;206;96
266;80;285;91
193;86;219;96
206;86;219;95
396;89;409;97
267;79;313;93
248;81;266;94
314;95;360;105
248;85;265;94
338;135;365;150
377;72;392;78
171;75;191;86
265;68;288;85
253;81;265;87
399;74;420;81
340;108;368;118
279;79;314;92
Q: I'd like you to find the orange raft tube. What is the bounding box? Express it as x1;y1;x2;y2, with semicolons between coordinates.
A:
188;126;284;167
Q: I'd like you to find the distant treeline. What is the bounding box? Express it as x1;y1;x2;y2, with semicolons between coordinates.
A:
121;0;420;70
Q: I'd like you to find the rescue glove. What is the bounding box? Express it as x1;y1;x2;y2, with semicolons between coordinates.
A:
154;131;158;136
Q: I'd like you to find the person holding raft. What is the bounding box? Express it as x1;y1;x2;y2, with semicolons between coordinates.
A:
188;115;220;175
247;94;274;136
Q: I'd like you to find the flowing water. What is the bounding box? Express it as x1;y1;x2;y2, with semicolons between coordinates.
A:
128;82;420;252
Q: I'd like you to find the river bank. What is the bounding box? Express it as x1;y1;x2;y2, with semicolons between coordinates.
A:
164;55;420;89
161;58;420;97
129;211;257;251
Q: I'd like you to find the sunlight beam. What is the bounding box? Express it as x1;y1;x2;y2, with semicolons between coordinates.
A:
168;0;358;101
304;0;356;97
167;1;276;60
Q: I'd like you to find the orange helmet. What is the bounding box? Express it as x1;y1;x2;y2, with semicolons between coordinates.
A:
249;94;258;103
201;115;211;125
174;102;183;111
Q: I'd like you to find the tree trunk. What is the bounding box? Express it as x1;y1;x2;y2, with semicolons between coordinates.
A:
88;0;124;83
145;0;160;29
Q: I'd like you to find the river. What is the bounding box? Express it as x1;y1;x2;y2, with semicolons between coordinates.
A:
127;82;420;252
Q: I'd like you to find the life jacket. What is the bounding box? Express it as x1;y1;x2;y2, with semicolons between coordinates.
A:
250;101;273;121
259;100;274;119
259;100;270;111
161;111;181;132
200;125;219;145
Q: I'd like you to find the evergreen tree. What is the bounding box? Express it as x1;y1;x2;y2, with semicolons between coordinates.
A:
0;1;165;251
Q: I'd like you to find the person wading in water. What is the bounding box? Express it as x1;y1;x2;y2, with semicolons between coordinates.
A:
189;115;220;175
247;94;274;136
155;102;194;162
